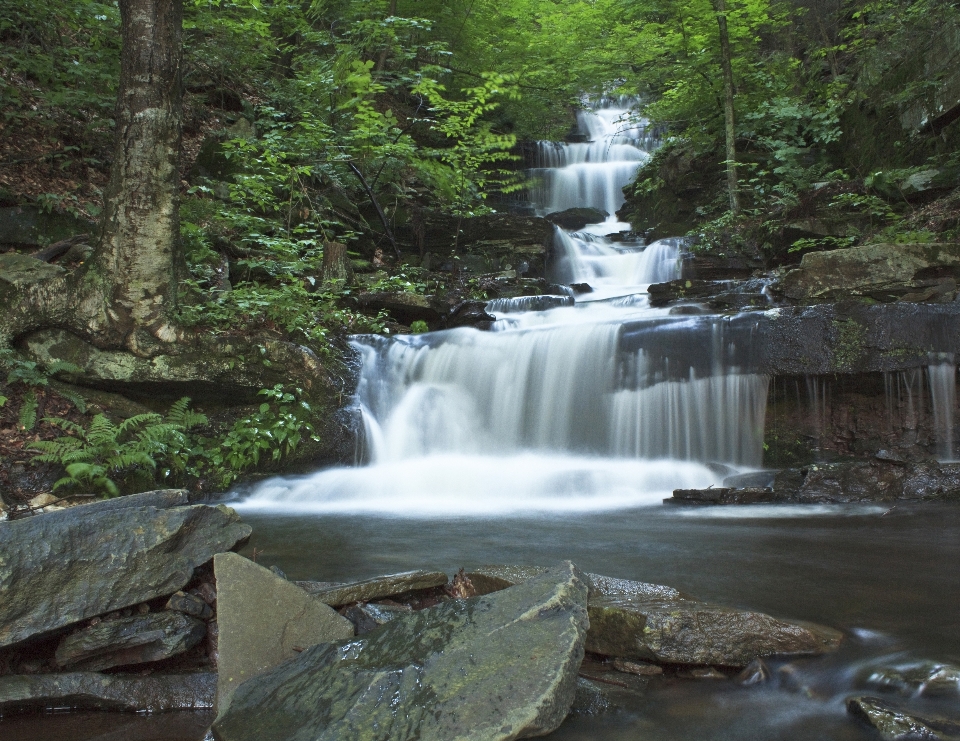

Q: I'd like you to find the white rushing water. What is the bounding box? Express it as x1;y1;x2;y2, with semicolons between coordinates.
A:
239;101;776;517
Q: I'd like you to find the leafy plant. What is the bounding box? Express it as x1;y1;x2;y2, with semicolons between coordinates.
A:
0;350;82;430
28;398;208;498
199;385;320;487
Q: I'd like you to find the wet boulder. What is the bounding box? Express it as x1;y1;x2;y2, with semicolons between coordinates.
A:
668;487;776;505
0;672;216;714
55;612;207;671
213;553;354;712
445;300;496;330
301;569;449;606
467;566;842;668
648;279;729;307
544;208;609;230
0;502;250;649
586;584;841;667
847;696;960;740
212;562;590;741
355;291;442;325
341;602;412;635
859;660;960;697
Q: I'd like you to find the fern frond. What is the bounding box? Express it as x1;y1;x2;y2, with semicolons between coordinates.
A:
56;388;88;414
166;397;208;429
117;413;162;438
18;392;38;430
42;417;86;436
46;361;82;376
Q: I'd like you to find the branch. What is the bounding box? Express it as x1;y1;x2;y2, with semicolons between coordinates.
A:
347;162;401;260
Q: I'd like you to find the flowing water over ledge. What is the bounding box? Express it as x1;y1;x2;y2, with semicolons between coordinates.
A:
7;102;959;741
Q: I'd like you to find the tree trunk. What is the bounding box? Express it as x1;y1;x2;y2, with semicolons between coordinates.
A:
715;0;741;215
321;241;350;285
0;0;186;354
86;0;187;350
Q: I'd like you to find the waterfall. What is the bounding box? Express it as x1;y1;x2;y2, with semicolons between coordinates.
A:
927;355;957;459
238;101;773;517
531;106;653;216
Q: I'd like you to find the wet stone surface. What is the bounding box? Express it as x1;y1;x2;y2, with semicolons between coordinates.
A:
54;612;207;672
213;562;590;741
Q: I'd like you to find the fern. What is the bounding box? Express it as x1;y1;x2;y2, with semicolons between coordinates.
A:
18;391;38;431
55;387;88;414
26;397;209;499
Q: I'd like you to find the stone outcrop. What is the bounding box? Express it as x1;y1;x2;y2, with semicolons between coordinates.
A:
302;569;449;606
0;502;250;649
213;553;354;712
780;242;960;303
212;562;589;741
544;207;608;230
670;459;960;505
55;612;207;671
0;672;216;715
467;566;842;668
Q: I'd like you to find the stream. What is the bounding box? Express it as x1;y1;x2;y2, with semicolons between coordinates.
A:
6;102;960;741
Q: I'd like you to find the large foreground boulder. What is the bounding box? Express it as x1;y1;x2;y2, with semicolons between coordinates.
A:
212;562;589;741
214;553;354;712
0;503;250;649
468;566;842;668
587;584;841;667
0;672;216;714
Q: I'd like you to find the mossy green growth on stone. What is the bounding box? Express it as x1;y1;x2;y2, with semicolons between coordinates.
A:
212;562;589;741
832;318;867;371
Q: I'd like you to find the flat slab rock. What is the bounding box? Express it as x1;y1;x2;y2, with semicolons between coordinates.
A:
56;611;207;672
214;553;355;713
467;566;842;668
0;672;216;715
847;696;960;740
212;561;589;741
0;502;250;649
299;569;449;606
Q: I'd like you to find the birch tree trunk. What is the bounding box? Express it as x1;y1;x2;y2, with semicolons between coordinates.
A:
0;0;186;354
85;0;187;351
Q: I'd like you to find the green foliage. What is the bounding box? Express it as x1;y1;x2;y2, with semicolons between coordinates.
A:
197;385;319;487
28;399;209;498
410;320;430;334
0;349;83;430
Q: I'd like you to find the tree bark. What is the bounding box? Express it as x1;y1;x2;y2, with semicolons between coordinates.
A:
87;0;187;349
1;0;186;354
715;0;741;215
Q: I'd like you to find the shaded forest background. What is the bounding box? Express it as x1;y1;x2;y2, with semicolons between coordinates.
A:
1;0;959;500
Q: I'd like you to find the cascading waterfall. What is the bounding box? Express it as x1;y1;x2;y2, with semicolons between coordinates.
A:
927;356;957;459
238;101;775;516
530;106;654;215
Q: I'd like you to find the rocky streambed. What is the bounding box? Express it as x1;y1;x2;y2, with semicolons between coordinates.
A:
2;492;960;740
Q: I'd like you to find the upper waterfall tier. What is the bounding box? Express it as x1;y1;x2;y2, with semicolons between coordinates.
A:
530;106;653;216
